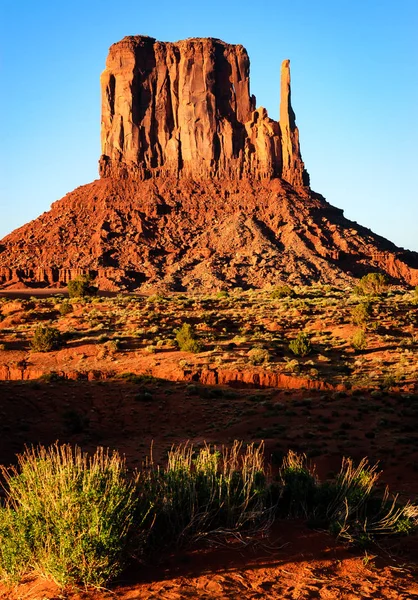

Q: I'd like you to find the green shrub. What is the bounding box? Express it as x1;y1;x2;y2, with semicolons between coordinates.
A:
67;275;98;299
31;325;62;352
351;301;373;326
59;300;73;316
289;332;312;357
0;445;139;587
270;285;295;299
355;273;388;296
247;347;271;365
351;329;367;351
279;451;317;517
175;323;202;353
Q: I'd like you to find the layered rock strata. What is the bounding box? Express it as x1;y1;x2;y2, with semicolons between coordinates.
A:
99;36;307;186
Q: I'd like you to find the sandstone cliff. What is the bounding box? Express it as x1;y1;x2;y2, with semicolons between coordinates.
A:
0;35;417;290
99;36;307;186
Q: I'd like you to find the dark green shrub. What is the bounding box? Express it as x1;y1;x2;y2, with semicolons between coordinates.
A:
31;325;62;352
270;285;295;299
355;273;388;296
67;275;98;299
351;301;373;325
289;332;312;357
279;451;317;517
175;323;202;353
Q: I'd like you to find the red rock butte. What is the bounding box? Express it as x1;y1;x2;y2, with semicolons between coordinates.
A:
1;35;417;290
99;37;308;187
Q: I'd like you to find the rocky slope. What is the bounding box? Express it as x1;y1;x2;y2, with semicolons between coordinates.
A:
1;36;417;290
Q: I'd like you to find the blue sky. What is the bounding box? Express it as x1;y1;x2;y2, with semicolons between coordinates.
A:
1;0;417;251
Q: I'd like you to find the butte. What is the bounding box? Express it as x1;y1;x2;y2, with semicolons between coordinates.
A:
1;36;417;291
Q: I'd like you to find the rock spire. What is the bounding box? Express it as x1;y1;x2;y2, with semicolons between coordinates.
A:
279;59;309;187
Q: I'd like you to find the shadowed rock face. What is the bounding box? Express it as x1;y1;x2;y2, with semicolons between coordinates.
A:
1;36;417;291
99;36;307;186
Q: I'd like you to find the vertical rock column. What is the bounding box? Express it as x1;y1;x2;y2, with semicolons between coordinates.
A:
279;59;309;188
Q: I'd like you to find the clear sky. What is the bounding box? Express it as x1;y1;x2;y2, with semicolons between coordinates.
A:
1;0;417;251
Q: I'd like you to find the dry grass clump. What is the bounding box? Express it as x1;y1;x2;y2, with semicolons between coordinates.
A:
279;452;418;547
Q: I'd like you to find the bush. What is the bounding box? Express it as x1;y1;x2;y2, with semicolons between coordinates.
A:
279;451;317;517
355;273;388;296
247;347;271;365
67;275;98;299
175;323;202;353
289;332;312;357
59;300;73;316
0;445;139;587
143;441;270;549
351;301;373;326
351;329;367;351
31;325;62;352
270;285;295;299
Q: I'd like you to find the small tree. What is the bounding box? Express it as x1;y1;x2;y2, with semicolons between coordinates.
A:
289;332;312;357
67;275;97;299
355;273;388;296
175;323;202;353
31;325;62;352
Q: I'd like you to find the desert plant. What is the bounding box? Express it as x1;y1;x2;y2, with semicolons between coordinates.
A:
0;444;140;587
320;457;418;546
351;301;373;326
270;285;295;299
355;273;388;296
351;329;367;351
289;332;312;357
279;451;317;517
59;300;73;316
175;323;202;353
247;346;271;365
67;274;97;299
31;325;62;352
143;441;271;549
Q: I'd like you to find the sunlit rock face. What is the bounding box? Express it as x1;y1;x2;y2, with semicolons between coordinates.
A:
99;36;308;186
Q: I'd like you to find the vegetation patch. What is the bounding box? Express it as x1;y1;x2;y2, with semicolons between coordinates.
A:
0;442;416;590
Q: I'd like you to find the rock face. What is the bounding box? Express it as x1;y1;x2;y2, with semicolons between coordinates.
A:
1;35;418;290
99;36;306;185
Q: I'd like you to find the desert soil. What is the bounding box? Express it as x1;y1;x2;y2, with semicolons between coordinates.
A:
0;287;417;598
